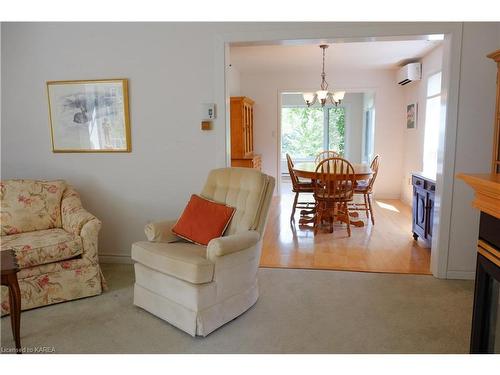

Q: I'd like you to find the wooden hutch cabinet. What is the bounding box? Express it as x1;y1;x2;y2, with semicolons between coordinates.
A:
457;49;500;353
230;96;262;170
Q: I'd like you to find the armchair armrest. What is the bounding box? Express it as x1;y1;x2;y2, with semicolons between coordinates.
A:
61;186;98;236
207;230;260;261
61;186;101;264
144;219;179;242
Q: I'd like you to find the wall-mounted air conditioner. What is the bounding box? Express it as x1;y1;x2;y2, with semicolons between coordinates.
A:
397;63;422;85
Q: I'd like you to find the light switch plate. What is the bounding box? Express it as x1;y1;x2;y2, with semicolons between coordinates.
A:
201;103;216;120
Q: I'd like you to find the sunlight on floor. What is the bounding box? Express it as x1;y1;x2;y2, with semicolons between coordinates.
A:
375;200;400;213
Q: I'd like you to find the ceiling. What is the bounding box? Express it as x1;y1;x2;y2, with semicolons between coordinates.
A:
230;40;442;72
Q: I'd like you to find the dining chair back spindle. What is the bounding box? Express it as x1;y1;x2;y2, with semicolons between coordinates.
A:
313;157;356;236
315;150;340;164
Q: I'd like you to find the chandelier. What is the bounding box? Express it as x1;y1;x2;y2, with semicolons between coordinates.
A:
303;44;345;107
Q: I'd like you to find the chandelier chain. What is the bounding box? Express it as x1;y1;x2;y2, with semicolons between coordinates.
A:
321;46;328;91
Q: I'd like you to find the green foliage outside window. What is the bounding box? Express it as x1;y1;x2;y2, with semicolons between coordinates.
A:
328;107;345;156
281;106;345;159
282;107;323;158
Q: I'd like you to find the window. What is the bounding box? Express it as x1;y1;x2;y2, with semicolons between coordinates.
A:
328;107;345;155
362;108;375;163
281;106;345;163
423;71;442;177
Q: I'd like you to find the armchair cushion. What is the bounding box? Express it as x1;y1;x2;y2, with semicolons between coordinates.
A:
1;228;83;269
172;194;235;246
131;241;214;284
1;179;66;235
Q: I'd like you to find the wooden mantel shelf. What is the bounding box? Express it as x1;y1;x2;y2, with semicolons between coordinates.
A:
457;173;500;219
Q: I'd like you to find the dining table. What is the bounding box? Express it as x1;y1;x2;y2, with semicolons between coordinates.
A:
292;161;374;228
293;161;373;181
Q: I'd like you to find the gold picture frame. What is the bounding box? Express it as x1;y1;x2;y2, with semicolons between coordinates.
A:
47;79;131;152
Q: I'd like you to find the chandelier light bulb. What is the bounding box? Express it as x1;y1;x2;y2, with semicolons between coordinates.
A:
303;92;315;106
316;90;328;101
332;91;346;103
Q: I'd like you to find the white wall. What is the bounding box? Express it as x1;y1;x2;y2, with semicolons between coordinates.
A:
1;22;240;261
0;23;2;159
227;65;241;96
1;22;499;278
446;23;499;279
238;67;405;199
400;45;444;206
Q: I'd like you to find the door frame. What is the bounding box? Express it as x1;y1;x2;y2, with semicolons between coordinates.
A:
214;23;463;279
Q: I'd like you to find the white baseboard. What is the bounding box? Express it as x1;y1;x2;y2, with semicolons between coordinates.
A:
445;270;475;280
99;254;133;264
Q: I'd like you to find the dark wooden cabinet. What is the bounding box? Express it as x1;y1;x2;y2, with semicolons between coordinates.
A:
470;213;500;353
412;173;435;248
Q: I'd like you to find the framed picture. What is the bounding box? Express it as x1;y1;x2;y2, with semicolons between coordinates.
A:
406;103;417;129
47;79;131;152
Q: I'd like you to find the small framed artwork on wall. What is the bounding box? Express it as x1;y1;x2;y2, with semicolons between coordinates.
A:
47;79;131;152
406;103;417;129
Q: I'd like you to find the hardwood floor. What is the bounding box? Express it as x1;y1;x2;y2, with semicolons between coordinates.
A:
260;182;431;274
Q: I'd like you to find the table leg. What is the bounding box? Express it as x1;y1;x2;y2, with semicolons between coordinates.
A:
8;274;21;353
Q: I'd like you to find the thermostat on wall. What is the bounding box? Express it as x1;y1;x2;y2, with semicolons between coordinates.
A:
201;103;216;120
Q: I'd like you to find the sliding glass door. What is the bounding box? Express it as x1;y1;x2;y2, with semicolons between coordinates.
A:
281;105;345;174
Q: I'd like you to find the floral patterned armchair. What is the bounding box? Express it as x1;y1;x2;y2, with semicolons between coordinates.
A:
1;180;106;315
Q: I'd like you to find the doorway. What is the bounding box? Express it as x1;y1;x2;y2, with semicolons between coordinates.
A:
220;27;462;278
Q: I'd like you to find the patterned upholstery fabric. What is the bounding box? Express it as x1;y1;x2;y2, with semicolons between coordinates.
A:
1;264;102;314
1;180;105;315
0;179;66;235
1;228;83;269
61;186;97;236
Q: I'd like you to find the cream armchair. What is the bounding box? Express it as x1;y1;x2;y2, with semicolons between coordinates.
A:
131;168;275;337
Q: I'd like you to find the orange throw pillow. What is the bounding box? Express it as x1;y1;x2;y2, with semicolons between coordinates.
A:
172;194;236;246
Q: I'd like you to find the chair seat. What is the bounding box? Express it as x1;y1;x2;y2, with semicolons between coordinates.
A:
354;181;370;193
131;241;214;284
294;181;314;193
1;228;83;269
314;193;353;202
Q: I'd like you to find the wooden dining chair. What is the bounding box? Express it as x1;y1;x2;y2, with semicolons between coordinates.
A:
286;154;314;222
313;157;356;236
352;154;380;225
315;150;340;164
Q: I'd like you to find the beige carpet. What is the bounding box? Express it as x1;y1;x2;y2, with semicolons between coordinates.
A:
1;263;473;353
